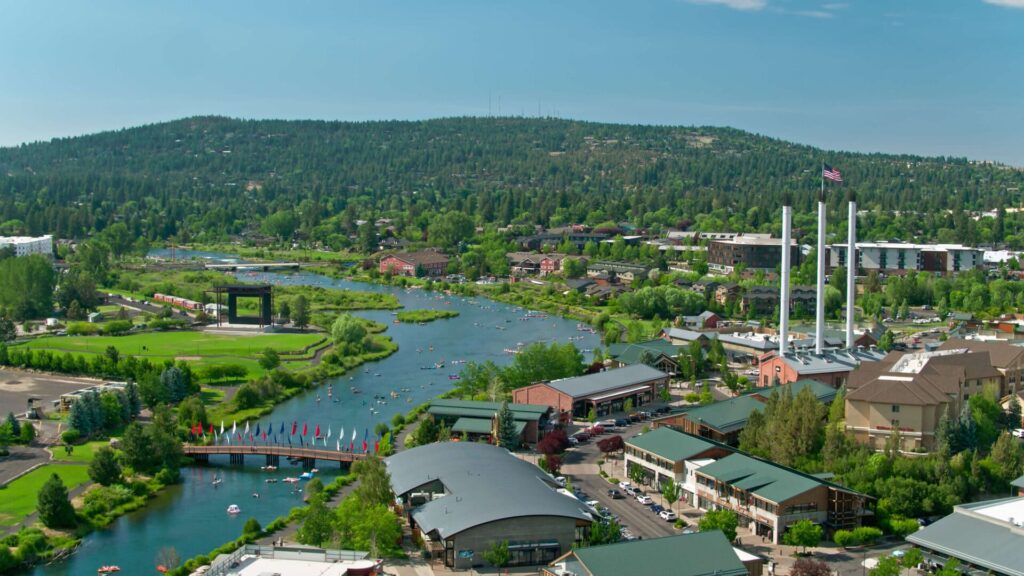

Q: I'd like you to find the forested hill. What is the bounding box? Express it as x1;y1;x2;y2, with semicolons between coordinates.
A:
0;116;1020;244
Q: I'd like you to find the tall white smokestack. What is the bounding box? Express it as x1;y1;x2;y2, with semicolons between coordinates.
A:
779;204;792;356
846;193;856;349
815;190;826;355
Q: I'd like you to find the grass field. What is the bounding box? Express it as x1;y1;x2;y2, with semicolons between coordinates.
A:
19;331;322;358
0;464;90;526
14;331;325;382
50;440;110;464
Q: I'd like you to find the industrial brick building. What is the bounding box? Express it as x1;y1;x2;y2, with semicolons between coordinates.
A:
512;364;670;420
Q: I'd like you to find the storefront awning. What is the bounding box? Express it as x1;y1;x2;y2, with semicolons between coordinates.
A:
585;384;651;403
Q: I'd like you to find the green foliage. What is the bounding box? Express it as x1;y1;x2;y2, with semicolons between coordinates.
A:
698;509;738;542
395;309;459;323
833;529;857;548
37;473;76;529
869;555;902;576
296;494;335;547
660;477;682;510
739;386;825;466
258;348;281;370
242;517;261;536
88;446;123;486
852;526;883;546
331;313;367;350
481;540;510;568
782;519;823;552
587;519;622;546
0;255;56;320
496;401;519;450
291;295;310;329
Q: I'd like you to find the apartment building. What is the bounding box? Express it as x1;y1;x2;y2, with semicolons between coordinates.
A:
828;242;984;274
708;237;800;274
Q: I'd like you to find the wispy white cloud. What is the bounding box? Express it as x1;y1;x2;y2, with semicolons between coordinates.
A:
687;0;768;11
795;9;836;18
821;2;849;9
983;0;1024;7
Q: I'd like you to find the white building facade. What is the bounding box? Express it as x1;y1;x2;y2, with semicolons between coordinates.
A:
0;235;53;258
829;242;983;274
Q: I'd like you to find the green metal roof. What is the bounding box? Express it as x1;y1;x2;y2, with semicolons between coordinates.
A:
1012;474;1024;489
907;497;1024;576
626;427;717;462
569;531;748;576
697;453;821;504
680;379;837;434
428;399;548;422
451;417;493;434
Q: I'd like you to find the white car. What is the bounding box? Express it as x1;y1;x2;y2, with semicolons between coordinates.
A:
659;510;678;521
636;495;653;505
619;481;632;490
1012;429;1024;439
554;476;567;487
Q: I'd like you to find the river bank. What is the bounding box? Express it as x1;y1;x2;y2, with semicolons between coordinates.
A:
28;251;600;574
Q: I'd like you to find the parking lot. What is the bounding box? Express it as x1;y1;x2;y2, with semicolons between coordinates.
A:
0;367;103;418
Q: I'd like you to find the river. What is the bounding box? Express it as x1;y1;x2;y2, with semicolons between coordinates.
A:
35;249;600;575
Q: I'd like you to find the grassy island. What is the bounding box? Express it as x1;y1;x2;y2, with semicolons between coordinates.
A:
395;309;460;323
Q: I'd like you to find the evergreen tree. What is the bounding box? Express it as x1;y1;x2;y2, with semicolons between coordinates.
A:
160;366;187;403
69;398;92;436
124;380;142;419
1005;396;1022;431
496;401;519;450
935;405;956;456
37;473;76;529
958;402;977;451
291;295;310;329
5;412;20;437
88;446;123;486
296;494;335;547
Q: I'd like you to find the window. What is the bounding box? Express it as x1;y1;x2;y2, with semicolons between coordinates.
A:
891;405;900;413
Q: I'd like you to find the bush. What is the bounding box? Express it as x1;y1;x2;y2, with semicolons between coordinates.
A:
67;322;101;336
60;428;81;446
887;516;920;538
833;529;856;548
674;518;688;529
155;467;181;485
102;320;133;335
852;526;883;545
242;517;261;536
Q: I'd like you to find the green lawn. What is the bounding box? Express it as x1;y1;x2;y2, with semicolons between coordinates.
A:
51;440;110;464
20;331;323;359
0;465;90;526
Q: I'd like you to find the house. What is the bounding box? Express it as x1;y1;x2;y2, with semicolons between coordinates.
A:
1013;474;1024;497
512;364;670;421
623;427;867;544
543;532;755;576
655;379;837;445
507;252;542;276
692;279;720;297
907;495;1024;576
378;250;450;277
756;347;887;389
682;310;721;330
386;442;592;570
426;399;552;444
606;340;682;374
844;348;1004;452
714;283;741;306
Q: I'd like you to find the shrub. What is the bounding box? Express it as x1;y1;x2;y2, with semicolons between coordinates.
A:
833;529;857;548
242;518;261;536
102;320;133;335
674;518;688;529
852;526;883;545
67;322;101;336
60;429;81;446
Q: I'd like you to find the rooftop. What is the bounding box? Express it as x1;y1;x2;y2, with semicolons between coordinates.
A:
560;531;748;576
675;379;837;434
385;442;592;539
907;496;1024;576
545;364;668;399
428;399;549;422
626;426;718;462
697;452;825;504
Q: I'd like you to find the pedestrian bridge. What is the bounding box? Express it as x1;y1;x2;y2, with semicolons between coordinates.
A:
183;444;368;468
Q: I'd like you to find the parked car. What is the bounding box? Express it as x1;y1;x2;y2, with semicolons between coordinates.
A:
636;495;653;505
586;499;600;508
615;418;629;427
660;510;678;521
624;486;638;497
654;407;671;415
572;432;590;442
618;481;632;490
1012;428;1024;439
608;489;625;499
650;504;665;514
567;436;578;446
600;419;617;427
554;476;567;487
628;413;641;422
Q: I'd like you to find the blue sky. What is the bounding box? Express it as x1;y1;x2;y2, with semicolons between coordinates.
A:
2;0;1023;163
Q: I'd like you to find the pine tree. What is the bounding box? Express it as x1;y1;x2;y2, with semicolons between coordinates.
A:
69;398;91;436
496;401;519;450
88;446;123;486
124;380;142;419
958;402;977;451
37;473;76;528
935;405;956;456
5;412;20;437
1006;396;1021;432
160;366;186;403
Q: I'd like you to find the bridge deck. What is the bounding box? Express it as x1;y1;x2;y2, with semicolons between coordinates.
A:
184;444;367;462
204;262;300;270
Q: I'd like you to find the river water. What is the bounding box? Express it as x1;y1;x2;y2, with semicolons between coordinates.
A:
35;250;599;575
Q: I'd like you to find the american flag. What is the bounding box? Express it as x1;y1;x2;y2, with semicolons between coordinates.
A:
823;164;843;183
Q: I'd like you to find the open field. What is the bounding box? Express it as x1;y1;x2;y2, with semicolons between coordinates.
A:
50;440;111;464
0;464;90;526
11;331;327;382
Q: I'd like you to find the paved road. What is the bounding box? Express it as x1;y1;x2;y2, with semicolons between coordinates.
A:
559;419;681;541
